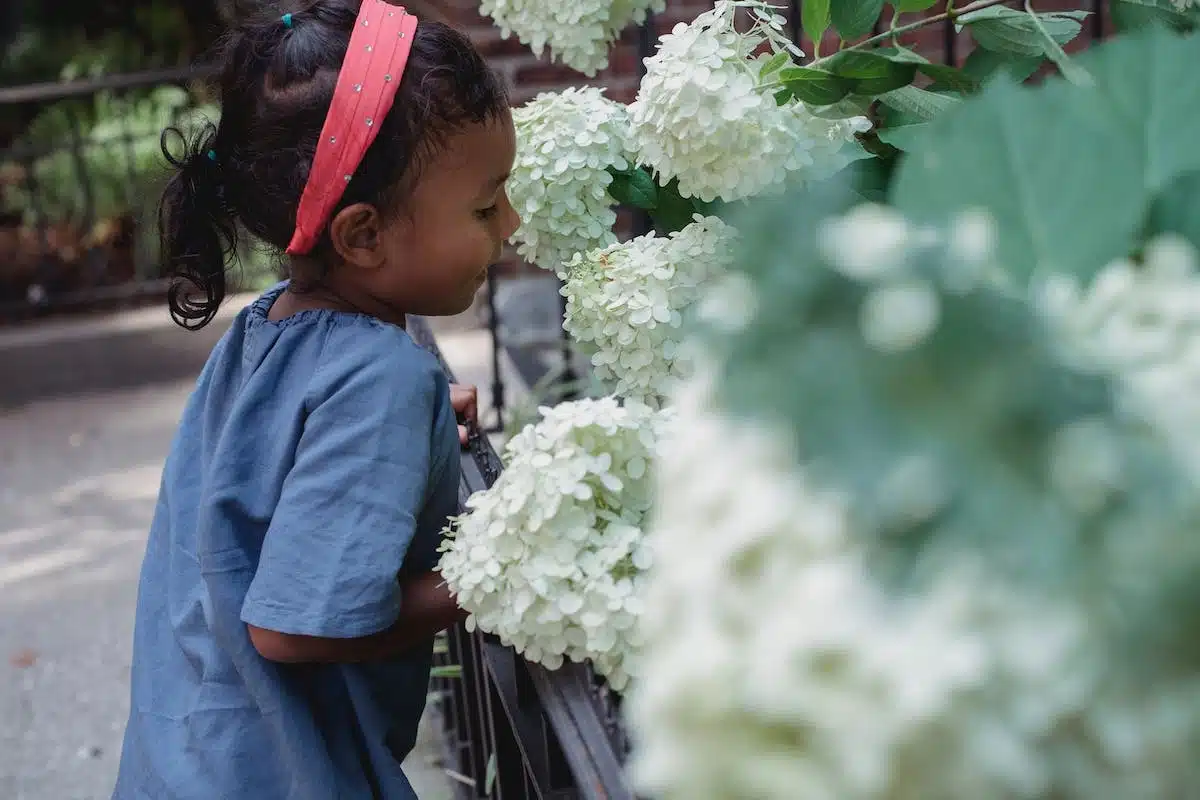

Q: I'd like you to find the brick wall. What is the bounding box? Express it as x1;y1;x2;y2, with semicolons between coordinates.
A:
410;0;1106;278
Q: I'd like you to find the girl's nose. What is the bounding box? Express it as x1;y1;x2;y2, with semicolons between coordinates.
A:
501;198;521;242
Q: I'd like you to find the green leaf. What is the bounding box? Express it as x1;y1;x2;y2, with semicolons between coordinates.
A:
607;166;658;211
831;0;886;40
1077;26;1200;193
959;6;1089;58
825;50;917;95
758;50;787;81
801;0;832;45
893;0;938;10
961;48;1045;84
806;94;875;120
759;51;790;80
877;85;960;121
1148;171;1200;250
1110;0;1196;33
779;66;853;105
873;45;927;63
430;665;464;679
915;62;979;93
652;179;704;234
485;753;499;795
875;47;979;92
877;121;929;151
839;156;896;202
891;77;1144;280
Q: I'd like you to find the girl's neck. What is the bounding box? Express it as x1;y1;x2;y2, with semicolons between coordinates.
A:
268;282;407;329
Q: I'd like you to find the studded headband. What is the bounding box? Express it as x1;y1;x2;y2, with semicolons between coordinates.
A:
285;1;418;255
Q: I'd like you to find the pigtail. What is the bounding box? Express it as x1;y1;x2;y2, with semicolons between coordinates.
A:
161;122;238;330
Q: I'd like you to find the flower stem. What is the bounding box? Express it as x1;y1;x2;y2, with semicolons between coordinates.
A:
808;0;1014;68
1024;0;1092;86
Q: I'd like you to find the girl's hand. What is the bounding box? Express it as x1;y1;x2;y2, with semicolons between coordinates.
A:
450;383;478;445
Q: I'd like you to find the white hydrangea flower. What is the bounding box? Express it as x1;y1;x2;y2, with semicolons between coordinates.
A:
1036;235;1200;475
480;0;665;76
560;215;738;406
1172;0;1197;10
438;397;673;691
629;356;1200;800
507;87;634;271
628;1;871;203
628;208;1200;799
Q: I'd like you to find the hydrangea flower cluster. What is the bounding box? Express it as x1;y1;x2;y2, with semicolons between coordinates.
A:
507;87;634;272
628;201;1200;799
479;0;664;76
438;397;674;691
1037;236;1200;475
628;1;871;203
560;215;738;406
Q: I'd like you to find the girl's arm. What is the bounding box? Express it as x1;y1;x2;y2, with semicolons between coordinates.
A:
247;570;468;664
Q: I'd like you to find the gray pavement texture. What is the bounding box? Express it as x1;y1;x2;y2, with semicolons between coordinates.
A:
0;303;530;799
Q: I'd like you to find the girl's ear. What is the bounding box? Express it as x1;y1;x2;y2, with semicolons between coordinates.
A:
329;203;386;269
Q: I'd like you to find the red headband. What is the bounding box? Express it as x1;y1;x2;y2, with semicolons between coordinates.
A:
286;1;419;255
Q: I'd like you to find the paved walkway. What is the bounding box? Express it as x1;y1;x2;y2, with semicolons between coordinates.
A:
0;302;523;799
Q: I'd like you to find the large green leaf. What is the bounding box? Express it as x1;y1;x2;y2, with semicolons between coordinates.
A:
1148;171;1200;250
825;50;917;95
831;0;886;40
1076;26;1200;193
653;178;706;234
891;77;1143;279
876;121;929;151
802;0;832;46
958;6;1088;58
893;0;938;10
961;48;1045;84
607;166;658;210
779;66;853;105
874;46;980;92
1110;0;1196;32
878;85;960;120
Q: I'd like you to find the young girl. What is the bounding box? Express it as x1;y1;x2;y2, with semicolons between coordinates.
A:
113;2;518;797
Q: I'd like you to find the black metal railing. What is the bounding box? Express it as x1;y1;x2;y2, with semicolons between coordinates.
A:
410;313;635;799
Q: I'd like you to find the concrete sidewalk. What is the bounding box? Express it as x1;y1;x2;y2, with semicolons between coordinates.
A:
0;297;526;799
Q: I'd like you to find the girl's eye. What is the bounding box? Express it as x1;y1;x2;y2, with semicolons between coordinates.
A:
476;205;498;220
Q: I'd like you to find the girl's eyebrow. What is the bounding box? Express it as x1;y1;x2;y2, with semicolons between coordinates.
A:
477;173;509;198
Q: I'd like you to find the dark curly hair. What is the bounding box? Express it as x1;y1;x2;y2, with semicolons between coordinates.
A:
160;0;509;329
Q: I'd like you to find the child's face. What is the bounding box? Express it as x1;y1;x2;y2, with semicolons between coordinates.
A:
374;113;520;317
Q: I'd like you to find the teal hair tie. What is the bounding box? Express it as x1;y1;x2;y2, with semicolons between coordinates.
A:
206;150;218;162
281;13;293;28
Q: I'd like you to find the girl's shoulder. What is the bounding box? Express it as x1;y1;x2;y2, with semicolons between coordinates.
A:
245;282;441;389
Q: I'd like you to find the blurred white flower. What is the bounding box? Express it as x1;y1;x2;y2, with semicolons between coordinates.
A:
628;208;1200;800
859;280;941;354
629;352;1200;800
560;215;739;406
819;204;913;281
1037;235;1200;475
628;1;870;202
508;87;634;271
438;397;673;690
480;0;665;76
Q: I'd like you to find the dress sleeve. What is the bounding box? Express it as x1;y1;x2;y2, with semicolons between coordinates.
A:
241;330;448;639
